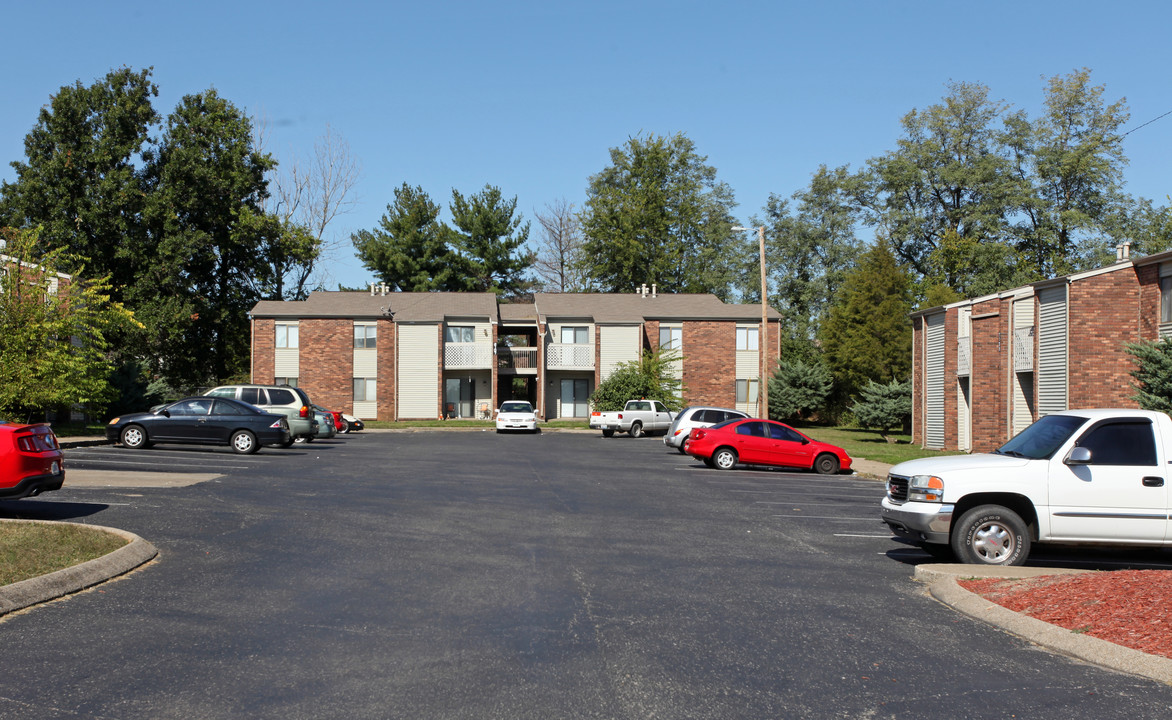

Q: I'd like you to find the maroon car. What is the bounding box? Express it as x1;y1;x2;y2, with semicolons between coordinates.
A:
0;421;65;499
684;418;852;474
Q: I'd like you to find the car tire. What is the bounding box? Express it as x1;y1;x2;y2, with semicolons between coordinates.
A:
676;445;687;455
951;504;1030;566
231;430;259;455
120;425;149;449
294;435;313;444
713;447;738;470
629;422;644;438
339;419;350;434
278;437;295;448
601;429;615;438
813;453;840;475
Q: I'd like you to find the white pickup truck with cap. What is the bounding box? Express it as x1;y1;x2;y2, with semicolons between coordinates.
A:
589;400;675;438
880;409;1172;565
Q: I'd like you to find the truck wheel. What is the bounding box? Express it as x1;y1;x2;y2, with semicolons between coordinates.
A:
951;505;1030;566
602;428;615;438
713;447;738;470
629;422;644;438
813;453;839;475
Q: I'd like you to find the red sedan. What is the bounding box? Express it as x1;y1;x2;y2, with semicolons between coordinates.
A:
0;421;65;499
684;418;852;474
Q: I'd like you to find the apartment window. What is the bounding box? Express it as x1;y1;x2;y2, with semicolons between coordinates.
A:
445;326;475;343
354;323;377;349
736;326;758;351
353;378;376;402
274;377;298;388
660;326;682;351
736;379;759;403
276;323;299;349
561;326;589;344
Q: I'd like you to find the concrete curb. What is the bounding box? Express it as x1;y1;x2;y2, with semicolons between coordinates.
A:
0;521;158;617
915;564;1172;685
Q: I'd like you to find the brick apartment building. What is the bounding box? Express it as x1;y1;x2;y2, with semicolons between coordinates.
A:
911;244;1172;452
250;286;781;421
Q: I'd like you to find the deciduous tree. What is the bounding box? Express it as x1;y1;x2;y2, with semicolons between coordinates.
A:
0;228;140;419
533;199;587;292
579;133;746;299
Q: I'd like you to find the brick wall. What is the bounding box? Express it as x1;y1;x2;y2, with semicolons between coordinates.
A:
970;298;1006;452
377;318;396;421
300;319;354;412
1067;269;1143;409
682;321;736;407
1137;264;1160;341
251;319;275;383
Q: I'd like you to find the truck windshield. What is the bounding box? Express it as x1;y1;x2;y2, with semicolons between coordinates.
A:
994;414;1086;459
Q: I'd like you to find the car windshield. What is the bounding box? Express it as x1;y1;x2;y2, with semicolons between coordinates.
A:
500;402;532;413
708;418;740;431
994;414;1086;459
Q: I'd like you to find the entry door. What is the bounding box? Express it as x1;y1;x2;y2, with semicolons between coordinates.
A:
560;379;588;418
444;379;474;418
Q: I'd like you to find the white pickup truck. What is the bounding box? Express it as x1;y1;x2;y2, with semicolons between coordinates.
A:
589;400;675;438
881;409;1172;565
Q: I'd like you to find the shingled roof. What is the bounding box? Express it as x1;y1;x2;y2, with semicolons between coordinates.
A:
533;293;779;323
251;291;499;322
251;290;780;324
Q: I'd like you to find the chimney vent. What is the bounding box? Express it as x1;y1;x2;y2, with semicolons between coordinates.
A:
370;282;377;296
651;283;657;298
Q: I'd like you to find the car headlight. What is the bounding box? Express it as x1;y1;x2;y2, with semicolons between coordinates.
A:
908;474;945;502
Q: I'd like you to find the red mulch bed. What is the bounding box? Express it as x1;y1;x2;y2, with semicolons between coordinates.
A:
959;570;1172;659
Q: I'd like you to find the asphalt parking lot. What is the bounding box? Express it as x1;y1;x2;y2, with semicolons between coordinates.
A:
1;430;1171;719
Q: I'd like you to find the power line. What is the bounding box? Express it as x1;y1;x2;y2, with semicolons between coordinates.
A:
1123;110;1172;138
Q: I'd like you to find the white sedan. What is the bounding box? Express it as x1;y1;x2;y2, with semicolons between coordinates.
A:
495;401;538;433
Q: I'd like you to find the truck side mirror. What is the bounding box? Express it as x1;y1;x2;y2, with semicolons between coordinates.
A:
1065;447;1092;465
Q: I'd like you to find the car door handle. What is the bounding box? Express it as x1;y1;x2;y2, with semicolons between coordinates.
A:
1143;476;1164;487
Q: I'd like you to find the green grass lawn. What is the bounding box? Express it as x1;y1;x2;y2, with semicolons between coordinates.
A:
793;425;963;466
0;523;127;586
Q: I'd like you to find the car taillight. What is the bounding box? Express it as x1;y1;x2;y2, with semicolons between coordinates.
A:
16;434;36;452
693;429;707;441
299;405;309;418
591;411;600;417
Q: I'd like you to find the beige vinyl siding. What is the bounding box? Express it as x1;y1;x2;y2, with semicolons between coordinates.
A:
353;348;377;377
398;324;439;418
274;348;299;378
599;325;640;382
1037;285;1068;416
1012;297;1036;436
924;313;945;450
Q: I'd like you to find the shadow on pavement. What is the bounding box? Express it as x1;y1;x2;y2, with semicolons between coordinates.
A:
0;500;110;521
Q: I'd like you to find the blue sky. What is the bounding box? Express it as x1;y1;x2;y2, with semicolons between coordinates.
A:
3;1;1170;290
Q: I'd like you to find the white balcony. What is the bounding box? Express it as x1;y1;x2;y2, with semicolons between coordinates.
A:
1014;326;1035;372
547;343;595;370
444;342;493;369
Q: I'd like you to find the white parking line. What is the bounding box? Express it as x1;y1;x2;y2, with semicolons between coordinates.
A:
834;533;893;538
772;514;878;521
66;458;252;469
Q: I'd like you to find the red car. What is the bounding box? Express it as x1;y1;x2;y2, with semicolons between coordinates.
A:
684;418;852;474
0;421;65;499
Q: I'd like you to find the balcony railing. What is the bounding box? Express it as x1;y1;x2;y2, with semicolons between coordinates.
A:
1014;326;1035;372
956;338;971;376
546;343;595;370
444;342;492;369
497;347;538;372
